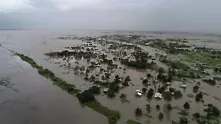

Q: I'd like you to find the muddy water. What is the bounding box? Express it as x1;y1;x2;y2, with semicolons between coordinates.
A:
0;30;221;124
0;31;107;124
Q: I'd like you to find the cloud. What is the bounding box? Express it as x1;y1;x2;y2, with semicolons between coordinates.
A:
0;0;221;34
0;0;32;12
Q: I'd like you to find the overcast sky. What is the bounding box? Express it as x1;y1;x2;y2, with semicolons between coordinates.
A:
0;0;221;33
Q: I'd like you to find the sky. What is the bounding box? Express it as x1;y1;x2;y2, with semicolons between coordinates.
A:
0;0;221;33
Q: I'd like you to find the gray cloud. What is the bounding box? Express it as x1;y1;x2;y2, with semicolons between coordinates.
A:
0;0;221;34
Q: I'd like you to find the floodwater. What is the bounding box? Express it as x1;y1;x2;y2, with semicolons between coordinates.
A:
0;30;221;124
0;30;107;124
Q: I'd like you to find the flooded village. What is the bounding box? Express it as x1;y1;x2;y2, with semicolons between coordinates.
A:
0;30;221;124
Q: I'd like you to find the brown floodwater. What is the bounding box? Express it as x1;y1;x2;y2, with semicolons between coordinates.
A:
0;30;221;124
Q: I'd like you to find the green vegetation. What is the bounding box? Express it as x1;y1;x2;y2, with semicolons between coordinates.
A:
163;91;172;101
126;120;141;124
167;103;172;111
45;50;97;60
161;59;199;78
158;112;164;120
135;108;142;116
156;105;160;110
174;90;183;99
193;85;199;93
107;81;120;98
161;59;189;70
213;77;221;81
194;104;221;124
120;93;126;99
195;92;203;102
203;79;216;85
77;90;96;103
16;53;42;69
87;101;121;124
147;88;154;99
193;113;201;119
179;117;188;124
183;52;221;67
0;81;9;86
120;50;150;69
178;110;189;116
183;102;190;109
205;104;220;118
146;104;151;113
88;86;101;94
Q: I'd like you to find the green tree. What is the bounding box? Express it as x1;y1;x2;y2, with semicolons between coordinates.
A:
167;103;172;111
146;104;151;113
163;91;172;101
193;113;200;119
179;117;188;124
135;108;142;116
183;102;190;109
156;105;160;110
158;113;164;120
158;68;165;74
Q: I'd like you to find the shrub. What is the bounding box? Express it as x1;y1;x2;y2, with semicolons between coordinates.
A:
167;103;172;111
174;90;183;99
205;104;220;118
203;79;216;85
158;67;165;74
169;87;175;93
156;105;160;110
142;79;148;85
179;110;189;116
163;91;172;101
179;117;188;124
88;86;101;94
183;102;190;109
107;90;116;98
120;94;126;99
147;88;154;99
123;76;131;86
142;88;147;93
135;108;142;116
77;90;95;104
158;86;166;94
147;73;152;78
107;81;120;98
126;120;141;124
193;85;199;93
146;104;151;113
193;113;200;119
195;92;203;102
158;113;164;120
125;76;131;82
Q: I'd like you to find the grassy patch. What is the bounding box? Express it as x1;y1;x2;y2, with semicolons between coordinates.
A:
16;53;43;69
161;59;189;70
203;79;216;85
0;81;9;86
213;77;221;81
183;52;221;67
87;101;121;124
127;120;141;124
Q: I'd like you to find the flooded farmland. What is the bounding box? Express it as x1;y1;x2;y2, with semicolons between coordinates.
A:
0;30;221;124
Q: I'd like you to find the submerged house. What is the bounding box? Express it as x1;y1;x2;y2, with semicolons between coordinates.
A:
154;93;162;99
135;90;142;96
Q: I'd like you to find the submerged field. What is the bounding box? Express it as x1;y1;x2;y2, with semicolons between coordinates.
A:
0;30;221;124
